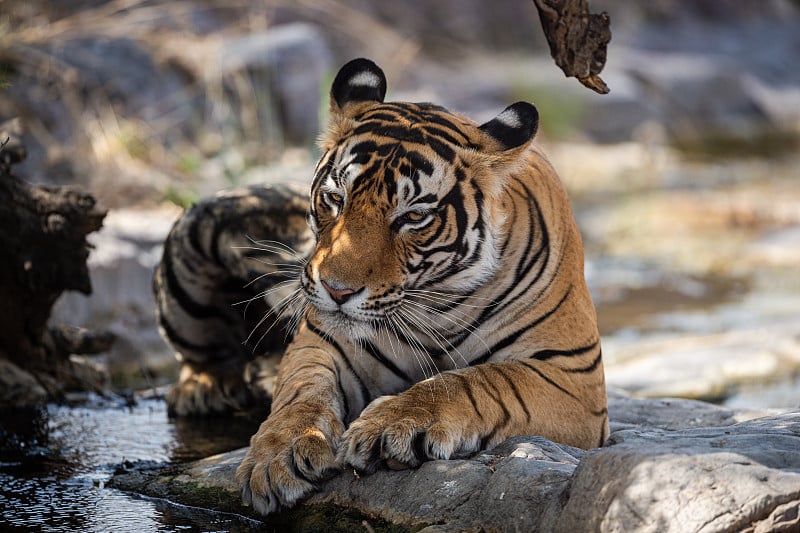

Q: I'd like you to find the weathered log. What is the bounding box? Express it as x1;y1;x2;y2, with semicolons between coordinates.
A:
533;0;612;94
0;119;112;403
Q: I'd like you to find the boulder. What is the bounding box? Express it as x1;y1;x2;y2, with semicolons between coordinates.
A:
110;392;800;532
558;414;800;533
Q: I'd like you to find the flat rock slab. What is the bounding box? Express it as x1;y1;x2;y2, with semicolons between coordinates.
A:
111;394;800;532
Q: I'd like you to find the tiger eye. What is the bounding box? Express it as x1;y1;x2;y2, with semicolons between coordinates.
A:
406;211;425;221
328;192;343;204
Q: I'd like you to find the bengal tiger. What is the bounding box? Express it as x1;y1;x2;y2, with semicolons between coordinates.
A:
154;58;608;515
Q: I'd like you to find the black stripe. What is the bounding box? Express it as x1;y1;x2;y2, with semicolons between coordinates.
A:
305;320;370;411
187;205;210;260
493;365;531;423
362;340;412;383
599;413;609;447
530;341;599;361
161;241;237;324
519;360;579;401
450;372;483;421
483;183;551;324
564;351;603;374
157;314;231;357
515;190;549;282
477;377;511;428
331;358;351;421
470;284;574;365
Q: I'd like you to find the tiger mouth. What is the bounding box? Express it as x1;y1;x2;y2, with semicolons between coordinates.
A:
314;308;384;340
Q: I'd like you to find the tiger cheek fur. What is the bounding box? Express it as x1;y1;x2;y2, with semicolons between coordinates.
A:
233;58;609;514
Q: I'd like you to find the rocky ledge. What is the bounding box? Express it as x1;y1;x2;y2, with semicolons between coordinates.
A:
111;390;800;532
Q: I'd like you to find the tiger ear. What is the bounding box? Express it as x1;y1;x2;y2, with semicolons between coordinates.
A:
478;102;539;151
330;58;387;114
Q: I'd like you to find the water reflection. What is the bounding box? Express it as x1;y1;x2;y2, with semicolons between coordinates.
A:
0;394;262;532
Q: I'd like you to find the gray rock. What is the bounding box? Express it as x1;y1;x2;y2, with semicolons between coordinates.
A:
112;393;799;532
199;23;332;151
604;324;800;402
608;388;752;431
558;412;800;533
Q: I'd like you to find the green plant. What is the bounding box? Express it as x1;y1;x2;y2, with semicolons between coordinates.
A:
162;185;200;208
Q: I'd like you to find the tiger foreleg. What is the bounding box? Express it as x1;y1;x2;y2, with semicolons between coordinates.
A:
338;360;607;473
236;342;346;515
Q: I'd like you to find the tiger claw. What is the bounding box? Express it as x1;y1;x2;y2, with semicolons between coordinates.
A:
236;423;340;515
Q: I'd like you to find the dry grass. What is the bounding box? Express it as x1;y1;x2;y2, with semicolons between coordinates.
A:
0;0;422;207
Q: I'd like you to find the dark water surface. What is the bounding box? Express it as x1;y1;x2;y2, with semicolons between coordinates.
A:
0;394;263;532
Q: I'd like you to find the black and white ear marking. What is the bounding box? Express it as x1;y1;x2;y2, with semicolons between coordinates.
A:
331;58;387;109
479;102;539;150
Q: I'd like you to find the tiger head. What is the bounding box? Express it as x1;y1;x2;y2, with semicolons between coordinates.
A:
301;58;539;339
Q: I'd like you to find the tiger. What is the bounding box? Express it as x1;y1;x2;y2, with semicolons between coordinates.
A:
153;184;314;416
154;57;608;516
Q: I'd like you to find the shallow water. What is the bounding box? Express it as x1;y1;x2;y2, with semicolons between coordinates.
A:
0;394;263;532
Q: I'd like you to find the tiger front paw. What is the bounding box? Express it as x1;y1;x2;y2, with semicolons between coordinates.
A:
338;394;472;474
167;362;257;416
236;417;341;515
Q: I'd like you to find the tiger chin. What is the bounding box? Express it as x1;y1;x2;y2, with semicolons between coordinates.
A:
155;57;608;515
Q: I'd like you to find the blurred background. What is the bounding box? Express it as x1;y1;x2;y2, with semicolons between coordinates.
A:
1;0;799;407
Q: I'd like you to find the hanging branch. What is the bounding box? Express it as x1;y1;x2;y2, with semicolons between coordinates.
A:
533;0;612;94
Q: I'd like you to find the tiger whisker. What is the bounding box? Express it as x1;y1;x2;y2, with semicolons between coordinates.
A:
405;289;497;309
402;299;491;356
389;313;438;382
240;269;301;290
245;286;304;349
393;311;450;400
242;256;306;269
283;297;308;343
394;308;458;397
242;236;307;259
233;278;299;306
397;306;469;370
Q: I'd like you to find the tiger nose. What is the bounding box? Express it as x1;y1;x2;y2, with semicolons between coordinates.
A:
321;280;362;305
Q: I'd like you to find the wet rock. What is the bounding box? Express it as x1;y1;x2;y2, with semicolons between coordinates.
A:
111;393;798;532
0;359;48;407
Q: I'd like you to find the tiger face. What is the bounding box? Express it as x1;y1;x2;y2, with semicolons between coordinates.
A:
301;60;538;341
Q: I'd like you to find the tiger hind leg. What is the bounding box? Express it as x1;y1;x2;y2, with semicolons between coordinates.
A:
153;184;313;416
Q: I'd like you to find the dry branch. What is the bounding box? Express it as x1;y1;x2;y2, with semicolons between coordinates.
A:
533;0;612;94
0;119;112;403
